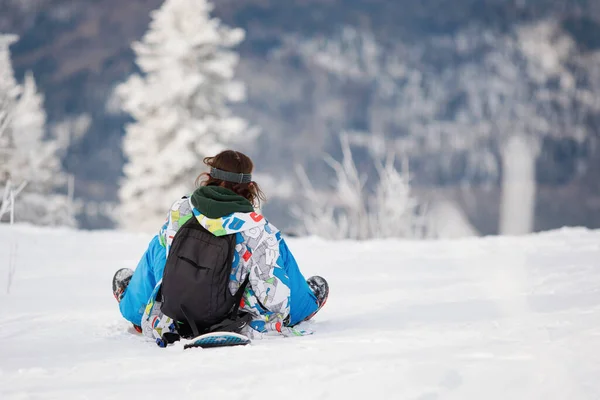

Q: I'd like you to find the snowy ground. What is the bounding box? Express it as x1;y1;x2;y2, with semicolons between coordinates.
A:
1;225;600;399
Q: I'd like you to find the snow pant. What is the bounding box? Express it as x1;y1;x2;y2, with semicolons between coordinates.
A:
119;235;167;326
279;238;319;326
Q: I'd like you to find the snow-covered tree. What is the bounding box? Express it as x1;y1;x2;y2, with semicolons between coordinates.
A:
10;73;74;226
293;135;427;240
328;21;599;236
0;34;22;223
249;21;599;237
0;34;19;164
116;0;253;232
279;26;434;152
0;33;74;226
433;21;597;235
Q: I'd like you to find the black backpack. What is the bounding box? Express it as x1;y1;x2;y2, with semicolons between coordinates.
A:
160;216;250;338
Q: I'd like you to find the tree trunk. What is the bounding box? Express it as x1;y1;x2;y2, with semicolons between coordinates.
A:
499;135;538;235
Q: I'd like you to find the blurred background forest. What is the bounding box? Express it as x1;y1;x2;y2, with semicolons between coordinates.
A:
1;0;599;237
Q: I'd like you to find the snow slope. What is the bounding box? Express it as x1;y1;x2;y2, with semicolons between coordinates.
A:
1;225;600;399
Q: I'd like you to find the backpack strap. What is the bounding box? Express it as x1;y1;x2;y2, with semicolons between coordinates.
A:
231;274;250;317
180;304;201;338
207;274;251;333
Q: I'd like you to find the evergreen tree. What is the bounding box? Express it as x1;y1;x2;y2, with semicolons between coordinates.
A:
0;34;74;226
116;0;252;232
0;34;20;175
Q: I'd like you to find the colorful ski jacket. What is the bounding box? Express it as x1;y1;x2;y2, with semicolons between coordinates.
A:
140;189;315;339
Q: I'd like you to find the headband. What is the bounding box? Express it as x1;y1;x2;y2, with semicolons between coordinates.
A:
210;167;252;184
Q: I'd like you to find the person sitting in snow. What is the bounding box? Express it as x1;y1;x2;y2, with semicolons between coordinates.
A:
112;150;328;345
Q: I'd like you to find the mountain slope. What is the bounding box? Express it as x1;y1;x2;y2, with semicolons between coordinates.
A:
1;225;600;398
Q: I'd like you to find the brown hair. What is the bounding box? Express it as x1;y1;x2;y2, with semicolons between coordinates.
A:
196;150;266;208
